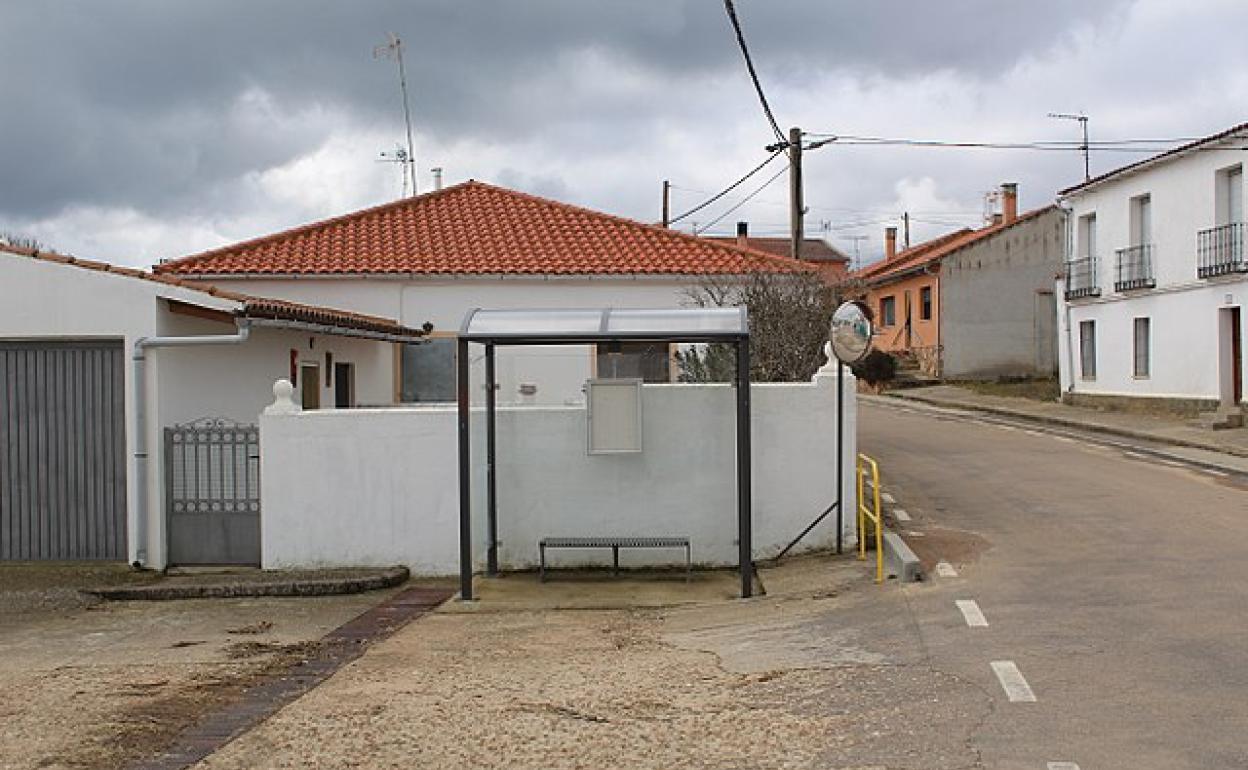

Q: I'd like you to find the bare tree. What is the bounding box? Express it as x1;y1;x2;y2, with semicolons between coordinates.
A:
677;271;843;383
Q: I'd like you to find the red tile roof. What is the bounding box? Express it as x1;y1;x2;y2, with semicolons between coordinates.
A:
157;181;807;277
853;206;1056;287
706;235;849;263
1;244;426;339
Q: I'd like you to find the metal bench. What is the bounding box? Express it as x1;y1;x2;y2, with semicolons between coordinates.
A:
539;536;691;582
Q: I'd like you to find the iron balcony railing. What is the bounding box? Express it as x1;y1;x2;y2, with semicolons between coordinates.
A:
1114;244;1156;291
1197;222;1246;278
1065;255;1101;300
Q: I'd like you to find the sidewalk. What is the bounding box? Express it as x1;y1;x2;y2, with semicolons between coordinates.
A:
883;384;1248;459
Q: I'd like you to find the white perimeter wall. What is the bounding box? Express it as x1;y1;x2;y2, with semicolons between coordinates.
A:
204;276;708;405
260;367;858;573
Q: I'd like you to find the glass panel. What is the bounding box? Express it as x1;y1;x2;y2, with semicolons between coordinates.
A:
605;307;743;335
465;308;603;335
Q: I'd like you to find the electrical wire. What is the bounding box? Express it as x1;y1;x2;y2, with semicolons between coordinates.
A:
694;165;789;235
722;0;786;145
667;151;783;225
800;133;1247;153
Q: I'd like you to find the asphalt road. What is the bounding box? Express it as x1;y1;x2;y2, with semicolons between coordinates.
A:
859;397;1248;770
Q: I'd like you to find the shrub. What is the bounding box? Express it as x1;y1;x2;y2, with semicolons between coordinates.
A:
851;350;897;387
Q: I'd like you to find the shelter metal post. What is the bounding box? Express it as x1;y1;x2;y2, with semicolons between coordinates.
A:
485;343;498;576
457;337;473;600
836;361;844;554
736;339;753;598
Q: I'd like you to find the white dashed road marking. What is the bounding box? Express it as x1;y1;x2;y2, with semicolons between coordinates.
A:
1123;451;1148;460
936;561;958;578
955;599;988;627
1205;468;1229;477
893;508;912;521
1047;763;1081;770
881;492;896;504
990;660;1037;702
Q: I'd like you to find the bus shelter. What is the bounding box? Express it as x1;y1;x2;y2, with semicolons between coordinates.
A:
456;306;754;599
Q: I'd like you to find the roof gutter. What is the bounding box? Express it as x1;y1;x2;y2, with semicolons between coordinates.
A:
131;321;251;569
242;316;427;344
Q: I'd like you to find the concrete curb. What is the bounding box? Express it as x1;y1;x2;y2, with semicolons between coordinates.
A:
883;392;1248;460
85;566;410;601
882;533;921;583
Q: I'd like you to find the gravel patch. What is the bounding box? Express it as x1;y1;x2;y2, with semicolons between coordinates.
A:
195;604;989;770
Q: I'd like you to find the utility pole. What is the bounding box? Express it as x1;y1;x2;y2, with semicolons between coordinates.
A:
1049;112;1090;182
661;180;671;228
788;126;803;260
903;212;911;249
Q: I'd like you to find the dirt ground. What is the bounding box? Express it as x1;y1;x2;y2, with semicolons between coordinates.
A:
193;556;991;770
0;565;401;770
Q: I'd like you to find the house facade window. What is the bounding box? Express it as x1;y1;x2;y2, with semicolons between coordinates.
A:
880;296;896;327
1133;317;1150;379
596;342;671;382
920;286;932;321
1079;213;1097;258
1217;164;1243;225
1079;320;1096;380
401;338;456;402
1130;194;1151;246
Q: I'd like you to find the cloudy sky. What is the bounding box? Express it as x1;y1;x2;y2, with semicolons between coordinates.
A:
3;0;1248;268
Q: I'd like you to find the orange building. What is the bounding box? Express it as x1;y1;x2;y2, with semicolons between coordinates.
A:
852;183;1059;377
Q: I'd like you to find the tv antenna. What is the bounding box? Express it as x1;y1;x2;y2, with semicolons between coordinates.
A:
840;234;867;270
374;33;417;197
1048;112;1090;181
377;145;412;198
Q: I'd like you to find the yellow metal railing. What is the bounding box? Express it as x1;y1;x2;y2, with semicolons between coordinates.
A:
856;452;884;583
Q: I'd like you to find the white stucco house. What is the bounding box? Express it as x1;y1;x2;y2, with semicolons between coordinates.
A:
1056;122;1248;426
0;244;427;568
155;180;805;406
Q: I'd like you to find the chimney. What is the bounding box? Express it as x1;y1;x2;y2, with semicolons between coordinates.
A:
432;167;444;191
885;227;898;260
1001;182;1018;224
736;221;749;247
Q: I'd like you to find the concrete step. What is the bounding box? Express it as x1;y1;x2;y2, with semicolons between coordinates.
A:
1195;405;1246;431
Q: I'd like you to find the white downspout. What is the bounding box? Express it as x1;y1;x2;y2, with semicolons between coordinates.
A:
131;321;251;568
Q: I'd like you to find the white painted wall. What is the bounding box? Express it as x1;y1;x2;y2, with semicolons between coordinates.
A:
1058;138;1248;402
0;250;407;569
259;366;859;574
201;275;711;405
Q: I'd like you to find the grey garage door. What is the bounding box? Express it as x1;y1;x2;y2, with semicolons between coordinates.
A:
0;340;128;560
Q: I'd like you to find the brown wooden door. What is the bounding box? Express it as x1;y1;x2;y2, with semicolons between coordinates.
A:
1233;308;1243;403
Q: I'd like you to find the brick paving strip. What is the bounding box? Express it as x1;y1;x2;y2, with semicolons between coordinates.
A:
129;586;452;770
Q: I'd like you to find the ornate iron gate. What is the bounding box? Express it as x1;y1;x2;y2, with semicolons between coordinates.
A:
165;419;260;565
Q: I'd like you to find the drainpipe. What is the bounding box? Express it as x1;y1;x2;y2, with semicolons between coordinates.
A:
131;320;251;568
1057;201;1076;394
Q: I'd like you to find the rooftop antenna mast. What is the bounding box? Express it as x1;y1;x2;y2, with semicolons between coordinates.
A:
1048;111;1090;181
377;145;411;197
375;33;417;197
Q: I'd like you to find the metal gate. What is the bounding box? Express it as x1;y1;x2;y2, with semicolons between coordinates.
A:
165;419;260;565
1;340;127;560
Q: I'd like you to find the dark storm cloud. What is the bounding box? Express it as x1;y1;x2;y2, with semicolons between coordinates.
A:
0;0;1126;220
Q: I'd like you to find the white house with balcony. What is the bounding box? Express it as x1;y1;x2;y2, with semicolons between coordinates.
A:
1056;122;1248;427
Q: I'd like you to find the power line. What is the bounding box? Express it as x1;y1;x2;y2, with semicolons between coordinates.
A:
667;151;783;225
800;133;1246;153
722;0;785;145
694;165;789;235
